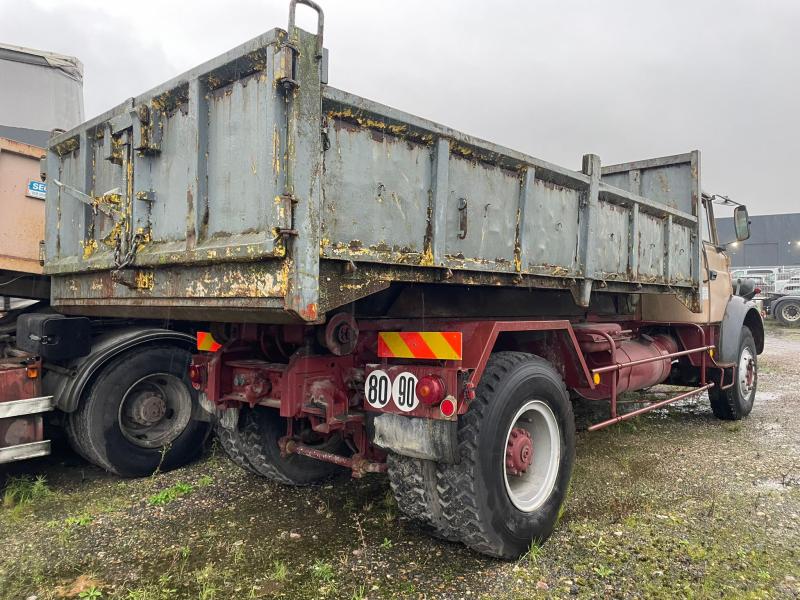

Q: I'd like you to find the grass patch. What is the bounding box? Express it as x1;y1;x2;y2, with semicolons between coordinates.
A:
271;560;288;582
147;482;193;506
2;475;50;508
312;559;335;582
65;513;93;528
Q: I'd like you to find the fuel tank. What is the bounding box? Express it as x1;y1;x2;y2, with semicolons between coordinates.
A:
573;324;679;401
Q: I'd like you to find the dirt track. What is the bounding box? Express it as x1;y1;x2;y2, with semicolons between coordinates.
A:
1;325;798;599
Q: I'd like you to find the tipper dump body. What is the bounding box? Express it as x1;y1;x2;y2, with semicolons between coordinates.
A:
44;26;701;323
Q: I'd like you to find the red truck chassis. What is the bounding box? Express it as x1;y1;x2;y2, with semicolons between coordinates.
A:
192;316;737;476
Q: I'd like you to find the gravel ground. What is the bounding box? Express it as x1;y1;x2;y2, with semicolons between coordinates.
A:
0;325;798;599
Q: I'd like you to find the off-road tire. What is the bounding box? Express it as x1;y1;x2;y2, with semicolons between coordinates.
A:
776;299;800;328
437;352;575;559
215;416;259;475
709;326;757;420
387;453;458;542
67;345;210;477
235;406;347;485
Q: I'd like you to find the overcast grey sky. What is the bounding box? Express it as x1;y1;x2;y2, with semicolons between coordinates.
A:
2;0;798;215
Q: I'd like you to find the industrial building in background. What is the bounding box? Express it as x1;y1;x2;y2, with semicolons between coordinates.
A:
718;212;800;267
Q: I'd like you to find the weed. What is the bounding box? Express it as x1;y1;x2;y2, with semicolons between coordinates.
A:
232;541;245;564
525;542;543;567
178;546;191;576
351;584;367;600
593;564;613;578
195;565;217;600
3;475;50;508
380;537;393;549
78;587;103;599
685;543;708;562
197;475;213;487
65;514;93;528
150;443;172;477
312;560;335;582
147;482;193;506
271;560;288;582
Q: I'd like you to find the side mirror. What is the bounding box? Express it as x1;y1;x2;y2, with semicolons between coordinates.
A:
733;205;751;241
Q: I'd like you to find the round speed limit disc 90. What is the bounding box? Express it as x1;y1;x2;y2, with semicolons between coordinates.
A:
392;372;419;412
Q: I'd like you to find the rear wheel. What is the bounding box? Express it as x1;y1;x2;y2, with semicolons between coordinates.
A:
232;406;346;485
215;414;259;475
437;352;575;559
68;345;210;477
387;453;457;541
709;326;757;420
776;300;800;327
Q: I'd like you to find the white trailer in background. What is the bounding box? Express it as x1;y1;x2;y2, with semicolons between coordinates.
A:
0;45;211;473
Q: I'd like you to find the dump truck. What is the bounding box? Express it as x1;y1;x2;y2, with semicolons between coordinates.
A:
0;45;210;474
40;0;763;558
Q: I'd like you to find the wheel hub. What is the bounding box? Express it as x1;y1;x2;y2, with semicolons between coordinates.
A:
128;393;167;426
505;427;533;476
118;373;193;449
738;347;756;398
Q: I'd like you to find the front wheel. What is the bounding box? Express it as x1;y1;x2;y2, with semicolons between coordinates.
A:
437;352;575;559
709;326;757;420
67;345;211;477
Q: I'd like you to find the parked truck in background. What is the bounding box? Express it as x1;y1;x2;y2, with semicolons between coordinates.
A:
39;0;763;557
0;44;210;474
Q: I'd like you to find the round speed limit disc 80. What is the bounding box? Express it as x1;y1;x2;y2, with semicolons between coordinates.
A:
365;369;391;409
392;372;419;412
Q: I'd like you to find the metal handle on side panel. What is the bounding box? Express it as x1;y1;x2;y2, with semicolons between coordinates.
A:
457;197;468;239
288;0;324;58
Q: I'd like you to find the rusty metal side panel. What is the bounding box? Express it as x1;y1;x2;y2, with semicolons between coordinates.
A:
205;72;285;244
142;108;195;243
320;88;700;303
44;29;295;317
45;29;287;279
670;223;694;283
601;151;701;289
638;213;666;280
444;156;518;271
321;124;431;262
595;200;630;277
522;179;581;276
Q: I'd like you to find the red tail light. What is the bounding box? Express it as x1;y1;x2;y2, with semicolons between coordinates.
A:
188;364;205;390
415;375;446;405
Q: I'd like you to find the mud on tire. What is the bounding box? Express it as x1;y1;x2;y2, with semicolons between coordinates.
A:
436;352;575;559
215;414;259;475
386;453;458;541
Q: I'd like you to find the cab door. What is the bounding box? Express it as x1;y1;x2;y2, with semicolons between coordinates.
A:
701;196;733;324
